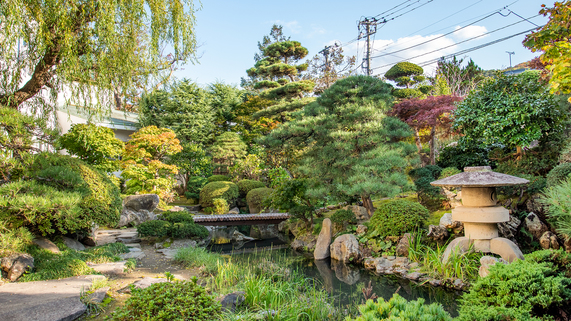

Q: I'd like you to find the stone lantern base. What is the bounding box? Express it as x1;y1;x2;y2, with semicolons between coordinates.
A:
442;236;524;263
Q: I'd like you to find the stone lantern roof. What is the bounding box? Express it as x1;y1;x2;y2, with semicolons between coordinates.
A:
430;166;529;188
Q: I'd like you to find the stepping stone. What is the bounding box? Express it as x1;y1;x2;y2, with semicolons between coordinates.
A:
0;275;101;321
32;238;60;254
86;287;109;304
123;243;141;249
88;261;127;275
119;251;146;260
117;237;141;243
121;277;169;293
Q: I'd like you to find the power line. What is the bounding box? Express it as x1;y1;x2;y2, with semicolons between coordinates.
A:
373;0;414;19
372;13;539;59
398;26;544;70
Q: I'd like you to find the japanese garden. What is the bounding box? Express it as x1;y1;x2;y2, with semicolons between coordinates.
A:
2;0;571;320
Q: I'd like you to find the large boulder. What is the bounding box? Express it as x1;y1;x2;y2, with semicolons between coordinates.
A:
33;237;60;253
118;208;157;227
291;234;318;252
539;231;560;250
330;234;361;264
342;205;369;221
314;219;332;260
1;254;34;281
498;214;521;244
62;236;86;251
396;233;412;257
218;291;246;313
123;194;160;212
524;212;549;240
427;225;448;241
439;213;463;233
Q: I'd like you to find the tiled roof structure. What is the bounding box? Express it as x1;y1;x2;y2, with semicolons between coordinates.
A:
193;213;289;226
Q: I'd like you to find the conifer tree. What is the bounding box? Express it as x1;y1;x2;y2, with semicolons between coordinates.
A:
385;62;427;99
261;76;416;217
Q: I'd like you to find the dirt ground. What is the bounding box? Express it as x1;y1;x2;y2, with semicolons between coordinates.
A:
83;241;202;320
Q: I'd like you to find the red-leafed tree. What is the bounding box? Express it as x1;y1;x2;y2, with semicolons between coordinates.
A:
390;95;463;165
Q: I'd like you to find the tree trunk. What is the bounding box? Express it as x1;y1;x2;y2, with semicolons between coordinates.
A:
429;126;436;165
516;146;523;160
361;195;375;219
414;129;422;153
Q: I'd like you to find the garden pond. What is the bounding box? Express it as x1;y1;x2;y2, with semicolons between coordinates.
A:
208;237;460;317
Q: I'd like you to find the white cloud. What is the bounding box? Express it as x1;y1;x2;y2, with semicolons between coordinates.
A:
453;25;488;40
273;20;302;34
307;24;326;37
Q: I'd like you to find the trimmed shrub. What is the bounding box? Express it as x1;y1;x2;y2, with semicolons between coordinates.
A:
541;178;571;238
110;279;221;320
184;176;208;200
370;199;429;238
207;175;231;183
409;165;444;210
331;209;357;227
237;179;266;198
437;140;492;170
137;220;172;238
212;198;229;215
547;163;571;187
246;187;274;214
0;153;121;235
171;222;209;239
457;250;571;321
0;220;33;256
161;212;194;223
439;167;461;179
348;293;452;321
199;181;239;208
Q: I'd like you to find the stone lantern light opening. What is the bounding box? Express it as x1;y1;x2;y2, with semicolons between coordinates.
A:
430;166;529;262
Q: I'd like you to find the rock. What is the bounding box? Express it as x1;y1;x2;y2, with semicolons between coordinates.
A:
524;212;548;240
171;239;198;249
291;234;318;252
453;279;464;290
124;243;141;249
228;207;240;214
33;237;60;253
356;225;368;236
218;291;245;313
428;279;442;287
231;230;255;243
168;206;186;212
406;272;424;281
80;236;97;247
278;221;288;233
250;224;280;239
123;194;160;212
156;249;178;259
86;287;109;304
408;262;419;269
439;213;463;232
62;236;86;251
117;236;142;243
396;233;412;257
498;215;521;244
118;208;157;227
427;225;449;241
119;248;146;260
374;257;395;274
393;257;409;267
540;231;560;250
342;205;369;221
363;257;378;271
331;259;360;285
185;205;201;212
525;195;544;215
314;218;333;260
0;275;101;321
479;256;502;278
330;234;361;264
123;277;169;293
1;254;34;281
88;261;127;275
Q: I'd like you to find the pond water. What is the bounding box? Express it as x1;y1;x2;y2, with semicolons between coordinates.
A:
208;237;460;317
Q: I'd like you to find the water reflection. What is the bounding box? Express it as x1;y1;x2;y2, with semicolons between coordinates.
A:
208;237;459;317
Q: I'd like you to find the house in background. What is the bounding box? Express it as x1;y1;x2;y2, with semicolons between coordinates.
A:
56;104;139;142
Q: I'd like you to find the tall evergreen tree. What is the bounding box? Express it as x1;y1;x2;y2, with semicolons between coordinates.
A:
261;76;416;217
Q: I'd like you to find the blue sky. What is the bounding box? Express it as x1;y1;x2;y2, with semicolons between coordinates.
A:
173;0;550;87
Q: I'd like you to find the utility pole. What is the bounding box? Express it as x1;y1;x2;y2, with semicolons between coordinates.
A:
506;51;515;68
358;18;379;76
318;45;334;87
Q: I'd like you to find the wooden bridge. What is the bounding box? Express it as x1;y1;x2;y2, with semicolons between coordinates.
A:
193;213;289;226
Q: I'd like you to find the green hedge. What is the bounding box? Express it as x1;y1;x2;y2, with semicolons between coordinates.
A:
0;153;121;235
246;187;273;214
237;179;266;198
137;212;209;239
199;181;239;208
207;175;231;183
458;250;571;321
369;199;428;238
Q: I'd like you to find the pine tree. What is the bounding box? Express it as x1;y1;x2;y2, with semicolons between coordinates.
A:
261;76;416;217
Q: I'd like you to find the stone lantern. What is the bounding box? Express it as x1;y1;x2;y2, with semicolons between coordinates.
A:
430;166;528;262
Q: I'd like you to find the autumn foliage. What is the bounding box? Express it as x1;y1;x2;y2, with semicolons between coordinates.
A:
391;95;463;164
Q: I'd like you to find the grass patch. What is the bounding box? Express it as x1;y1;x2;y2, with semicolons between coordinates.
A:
175;246;224;275
20;243;128;282
428;209;448;226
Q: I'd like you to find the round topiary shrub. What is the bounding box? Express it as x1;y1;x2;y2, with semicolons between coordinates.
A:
237;179;266;198
246;187;274;214
370;199;429;238
546;163;571;187
207;175;231;183
199;181;239;208
110;279;221;320
137;220;172;238
170;221;209;239
331;209;357;227
439;167;461;179
212;198;229;215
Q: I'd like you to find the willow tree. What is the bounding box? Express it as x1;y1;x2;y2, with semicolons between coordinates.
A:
261;76;416;217
0;0;198;113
